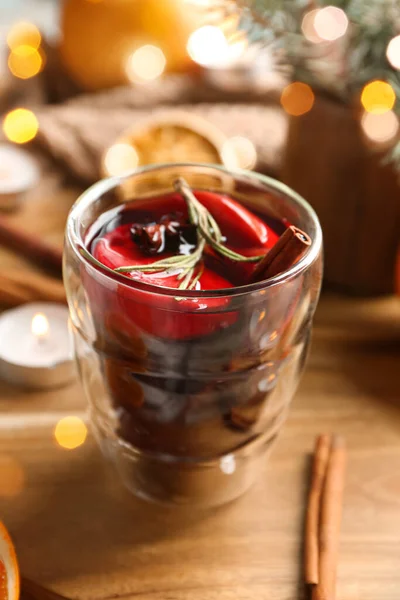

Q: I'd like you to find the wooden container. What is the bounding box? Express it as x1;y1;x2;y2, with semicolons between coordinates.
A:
281;93;400;296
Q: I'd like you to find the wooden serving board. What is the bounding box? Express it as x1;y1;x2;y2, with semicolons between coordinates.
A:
0;175;400;600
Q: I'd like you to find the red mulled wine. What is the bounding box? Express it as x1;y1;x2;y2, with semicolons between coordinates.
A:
85;188;294;459
90;189;284;293
66;165;322;506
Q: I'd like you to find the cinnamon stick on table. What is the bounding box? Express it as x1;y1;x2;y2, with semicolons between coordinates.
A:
317;436;347;600
0;216;63;274
305;435;347;600
305;434;331;586
250;225;311;283
0;270;66;307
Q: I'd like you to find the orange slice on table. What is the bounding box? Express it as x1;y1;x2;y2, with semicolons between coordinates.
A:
0;521;19;600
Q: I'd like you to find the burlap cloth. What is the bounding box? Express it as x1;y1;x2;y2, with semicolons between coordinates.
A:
23;49;287;183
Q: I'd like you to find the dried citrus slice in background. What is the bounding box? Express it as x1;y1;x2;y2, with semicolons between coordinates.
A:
0;522;19;600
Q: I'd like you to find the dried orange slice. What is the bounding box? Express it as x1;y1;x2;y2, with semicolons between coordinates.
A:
0;521;19;600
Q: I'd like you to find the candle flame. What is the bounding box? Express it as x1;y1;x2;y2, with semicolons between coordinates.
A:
31;312;49;339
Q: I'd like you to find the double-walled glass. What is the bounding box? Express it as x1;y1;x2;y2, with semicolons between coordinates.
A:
64;164;322;507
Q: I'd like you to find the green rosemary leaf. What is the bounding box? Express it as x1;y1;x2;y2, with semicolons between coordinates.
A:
196;221;261;262
178;269;196;289
113;178;265;289
188;265;205;290
175;178;263;263
207;212;223;242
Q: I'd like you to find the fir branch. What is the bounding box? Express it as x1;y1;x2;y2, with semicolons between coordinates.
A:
229;0;400;168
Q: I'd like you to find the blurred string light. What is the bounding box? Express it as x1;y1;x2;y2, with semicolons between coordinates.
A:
280;82;315;116
126;45;166;84
184;0;214;5
301;10;323;44
6;21;45;80
222;136;257;169
8;45;44;79
104;143;139;176
386;35;400;70
361;111;399;144
187;25;246;67
302;6;348;43
54;416;88;450
314;6;348;41
7;22;41;50
3;108;39;144
361;80;396;114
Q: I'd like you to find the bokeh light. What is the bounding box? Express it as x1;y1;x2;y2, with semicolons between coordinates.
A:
126;45;166;83
220;454;236;475
126;44;167;83
187;25;246;67
7;22;41;51
3;108;39;144
104;143;139;176
184;0;213;5
54;416;88;450
361;111;399;144
313;6;348;41
361;80;396;114
301;10;324;44
8;45;44;79
222;136;257;169
0;456;24;497
386;35;400;70
280;82;315;116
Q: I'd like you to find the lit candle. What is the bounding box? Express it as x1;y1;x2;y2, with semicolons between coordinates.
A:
31;312;50;342
0;303;75;389
0;143;39;211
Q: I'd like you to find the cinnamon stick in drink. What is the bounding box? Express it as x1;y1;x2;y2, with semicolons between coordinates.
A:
305;434;332;585
0;216;63;274
250;225;311;283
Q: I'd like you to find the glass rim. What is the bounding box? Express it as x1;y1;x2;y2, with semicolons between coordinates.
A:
66;162;323;299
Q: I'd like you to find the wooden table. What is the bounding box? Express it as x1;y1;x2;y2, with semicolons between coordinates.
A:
1;178;400;600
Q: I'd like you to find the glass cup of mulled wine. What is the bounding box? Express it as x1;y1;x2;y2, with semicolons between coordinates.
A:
64;163;322;507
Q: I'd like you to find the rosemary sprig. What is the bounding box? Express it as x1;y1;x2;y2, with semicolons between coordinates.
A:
114;177;264;289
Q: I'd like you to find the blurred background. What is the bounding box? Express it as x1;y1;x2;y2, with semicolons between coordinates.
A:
0;0;399;298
